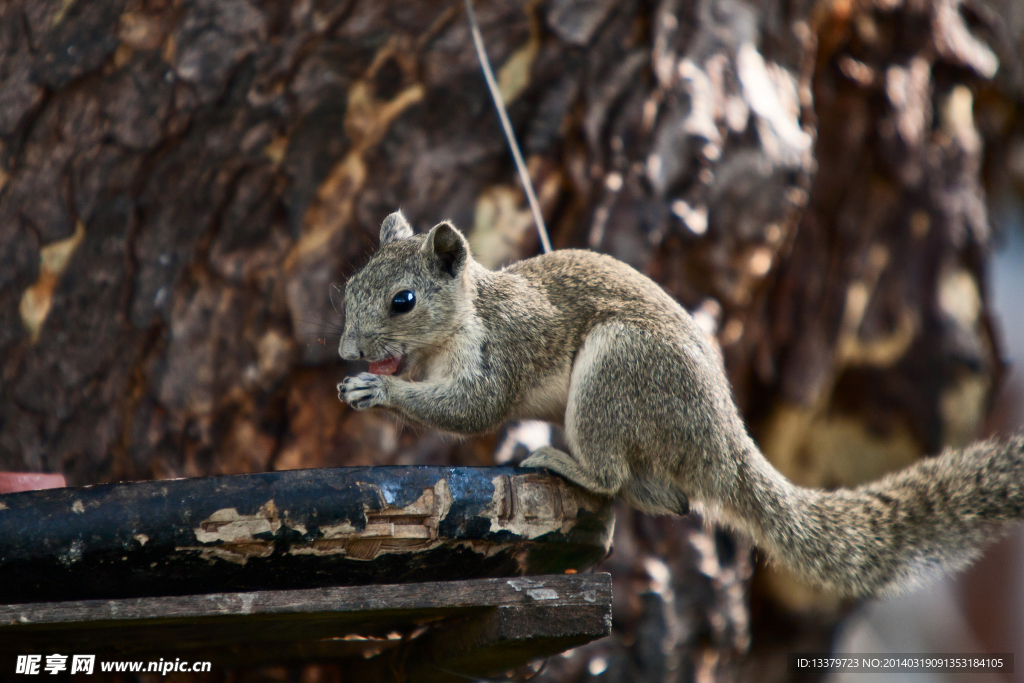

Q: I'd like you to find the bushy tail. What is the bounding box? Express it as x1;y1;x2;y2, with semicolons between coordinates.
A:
730;434;1024;597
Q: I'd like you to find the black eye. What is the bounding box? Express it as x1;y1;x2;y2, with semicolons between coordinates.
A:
391;289;415;314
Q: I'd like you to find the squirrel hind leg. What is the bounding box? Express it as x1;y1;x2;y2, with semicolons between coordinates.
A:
520;446;624;496
559;321;692;516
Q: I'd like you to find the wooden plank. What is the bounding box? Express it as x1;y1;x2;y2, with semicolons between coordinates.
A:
0;574;612;672
406;603;611;683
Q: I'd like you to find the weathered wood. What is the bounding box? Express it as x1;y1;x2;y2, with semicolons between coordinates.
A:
0;573;612;676
0;466;613;603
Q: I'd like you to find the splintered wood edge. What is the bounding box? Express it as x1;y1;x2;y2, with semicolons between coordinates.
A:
0;573;612;628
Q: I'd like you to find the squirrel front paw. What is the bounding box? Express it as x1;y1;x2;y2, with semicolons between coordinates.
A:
338;373;389;411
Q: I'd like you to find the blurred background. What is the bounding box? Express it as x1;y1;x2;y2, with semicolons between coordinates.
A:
0;0;1022;681
830;187;1024;683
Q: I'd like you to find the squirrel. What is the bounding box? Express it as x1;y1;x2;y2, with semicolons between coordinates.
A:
337;210;1024;598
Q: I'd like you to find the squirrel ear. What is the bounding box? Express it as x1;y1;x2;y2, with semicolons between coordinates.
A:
380;210;414;245
422;221;469;277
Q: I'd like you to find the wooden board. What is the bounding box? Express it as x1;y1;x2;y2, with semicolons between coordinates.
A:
0;573;612;681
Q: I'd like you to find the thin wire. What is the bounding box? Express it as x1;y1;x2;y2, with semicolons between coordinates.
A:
462;0;553;254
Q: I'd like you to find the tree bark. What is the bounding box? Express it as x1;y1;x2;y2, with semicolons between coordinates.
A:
1;0;1020;680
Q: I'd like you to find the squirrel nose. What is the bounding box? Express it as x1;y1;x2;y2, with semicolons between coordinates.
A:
339;335;361;361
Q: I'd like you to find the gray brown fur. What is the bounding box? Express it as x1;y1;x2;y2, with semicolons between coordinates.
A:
338;211;1024;597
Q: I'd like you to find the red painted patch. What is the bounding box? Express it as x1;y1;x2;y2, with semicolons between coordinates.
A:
0;473;66;494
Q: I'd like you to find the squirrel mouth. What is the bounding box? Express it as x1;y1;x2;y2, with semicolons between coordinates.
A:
368;355;404;376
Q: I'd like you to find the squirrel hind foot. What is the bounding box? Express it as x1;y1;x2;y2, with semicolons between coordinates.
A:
520;447;689;515
520;446;624;497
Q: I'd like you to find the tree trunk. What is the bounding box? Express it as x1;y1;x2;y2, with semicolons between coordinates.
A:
1;0;1020;680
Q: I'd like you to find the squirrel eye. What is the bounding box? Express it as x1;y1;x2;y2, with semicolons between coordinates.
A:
391;289;416;314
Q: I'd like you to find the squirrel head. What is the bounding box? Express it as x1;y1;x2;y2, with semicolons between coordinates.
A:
339;210;476;375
